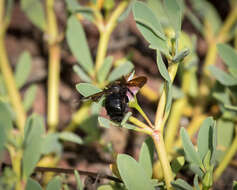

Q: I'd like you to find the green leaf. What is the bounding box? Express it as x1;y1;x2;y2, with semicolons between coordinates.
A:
15;51;31;89
172;49;190;62
98;116;119;128
117;154;155;190
98;185;114;190
46;176;62;190
133;1;166;40
66;16;93;74
73;65;92;83
189;164;204;178
26;178;42;190
180;127;202;167
66;0;94;22
197;117;214;161
217;43;237;69
23;114;45;178
208;65;237;86
23;85;37;112
41;133;62;155
165;82;173;113
0;101;13;155
5;0;14;24
97;56;113;83
171;156;185;174
107;61;134;82
164;0;182;34
76;83;102;97
121;112;132;126
118;0;135;22
233;181;237;190
21;0;46;30
139;137;154;178
59;132;83;145
156;51;171;82
171;179;193;190
216;119;234;163
193;175;200;190
74;170;84;190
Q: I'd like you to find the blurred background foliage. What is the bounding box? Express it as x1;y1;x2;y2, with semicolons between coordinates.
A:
0;0;237;189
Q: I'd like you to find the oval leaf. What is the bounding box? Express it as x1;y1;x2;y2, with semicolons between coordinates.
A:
26;178;42;190
73;65;92;83
97;56;113;83
117;154;154;190
59;132;83;145
171;179;193;190
21;0;46;30
23;115;45;178
46;176;62;190
217;43;237;69
133;1;165;40
76;83;102;97
156;51;171;82
139;137;154;178
164;0;182;34
23;85;37;112
15;51;31;89
180;127;202;167
66;16;93;74
74;170;84;190
208;65;237;86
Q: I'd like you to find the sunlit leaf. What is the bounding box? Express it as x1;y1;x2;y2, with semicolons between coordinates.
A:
66;16;94;74
41;133;62;155
117;154;154;190
194;175;200;190
133;1;166;40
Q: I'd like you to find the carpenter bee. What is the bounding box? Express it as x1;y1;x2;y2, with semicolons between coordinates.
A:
82;75;147;122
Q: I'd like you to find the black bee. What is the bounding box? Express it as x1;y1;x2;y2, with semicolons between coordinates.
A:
83;75;147;122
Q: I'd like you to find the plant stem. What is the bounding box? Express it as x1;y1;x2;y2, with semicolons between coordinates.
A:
151;130;173;190
46;0;61;132
165;98;187;152
0;1;26;132
128;116;153;135
214;127;237;180
95;1;128;73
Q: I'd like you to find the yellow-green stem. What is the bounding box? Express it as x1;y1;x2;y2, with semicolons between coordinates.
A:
128;116;153;135
0;10;26;132
46;0;61;131
154;62;179;131
165;98;187;152
151;131;173;190
214;127;237;181
95;1;128;72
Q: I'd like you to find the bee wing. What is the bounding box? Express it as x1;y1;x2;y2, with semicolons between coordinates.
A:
126;76;147;88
